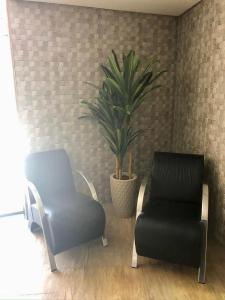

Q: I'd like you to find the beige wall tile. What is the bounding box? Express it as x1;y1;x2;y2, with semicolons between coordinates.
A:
173;0;225;243
8;0;176;203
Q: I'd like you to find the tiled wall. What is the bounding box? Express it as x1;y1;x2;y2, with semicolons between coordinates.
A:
8;0;225;243
173;0;225;243
8;0;176;202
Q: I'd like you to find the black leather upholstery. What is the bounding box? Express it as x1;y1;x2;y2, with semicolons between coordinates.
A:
25;149;76;204
25;149;105;255
150;152;204;205
135;213;203;267
135;152;204;268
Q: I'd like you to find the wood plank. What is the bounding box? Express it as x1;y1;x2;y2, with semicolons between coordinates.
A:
0;204;224;300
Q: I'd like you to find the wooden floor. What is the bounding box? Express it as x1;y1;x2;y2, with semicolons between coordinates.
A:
0;204;225;300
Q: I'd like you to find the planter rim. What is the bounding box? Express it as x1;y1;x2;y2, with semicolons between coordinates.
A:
110;172;137;182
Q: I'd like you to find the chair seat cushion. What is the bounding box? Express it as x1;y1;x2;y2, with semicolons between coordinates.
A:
135;213;202;267
31;192;105;255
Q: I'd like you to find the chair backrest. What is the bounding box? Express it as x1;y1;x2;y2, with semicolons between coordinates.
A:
150;152;204;205
25;149;76;203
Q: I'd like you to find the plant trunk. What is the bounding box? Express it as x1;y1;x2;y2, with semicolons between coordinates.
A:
118;167;122;179
128;151;132;179
115;156;119;179
118;158;122;180
115;156;122;179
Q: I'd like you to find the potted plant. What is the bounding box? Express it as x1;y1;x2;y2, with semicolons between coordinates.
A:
80;50;166;218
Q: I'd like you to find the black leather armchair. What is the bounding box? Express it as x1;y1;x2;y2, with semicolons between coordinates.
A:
24;149;108;272
131;152;208;283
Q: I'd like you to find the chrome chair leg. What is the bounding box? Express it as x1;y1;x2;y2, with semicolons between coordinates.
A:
198;264;206;284
46;244;57;272
131;240;138;268
102;232;108;247
198;221;207;284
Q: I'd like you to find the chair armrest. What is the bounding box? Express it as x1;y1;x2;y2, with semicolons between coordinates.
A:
201;184;209;222
26;179;57;271
135;177;148;220
26;180;46;220
73;169;98;202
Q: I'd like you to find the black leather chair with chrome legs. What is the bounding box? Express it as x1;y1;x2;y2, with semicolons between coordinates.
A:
131;152;208;283
24;149;108;272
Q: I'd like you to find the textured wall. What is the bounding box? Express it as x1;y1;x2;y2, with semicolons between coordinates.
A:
8;0;176;202
173;0;225;243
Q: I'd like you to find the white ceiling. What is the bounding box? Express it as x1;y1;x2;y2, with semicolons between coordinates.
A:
25;0;201;16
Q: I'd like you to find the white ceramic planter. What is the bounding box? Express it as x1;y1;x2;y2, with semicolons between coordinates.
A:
110;173;138;218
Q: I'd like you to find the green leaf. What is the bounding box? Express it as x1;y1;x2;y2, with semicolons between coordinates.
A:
84;81;100;89
112;50;121;72
101;65;116;80
79;50;167;169
108;55;122;84
104;78;124;96
149;70;167;85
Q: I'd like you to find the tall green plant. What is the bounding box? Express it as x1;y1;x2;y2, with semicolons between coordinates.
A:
80;50;166;179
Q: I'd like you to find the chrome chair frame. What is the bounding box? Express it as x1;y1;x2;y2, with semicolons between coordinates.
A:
131;177;208;284
25;169;108;272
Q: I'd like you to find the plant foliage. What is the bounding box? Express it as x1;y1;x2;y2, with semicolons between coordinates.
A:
80;50;166;179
